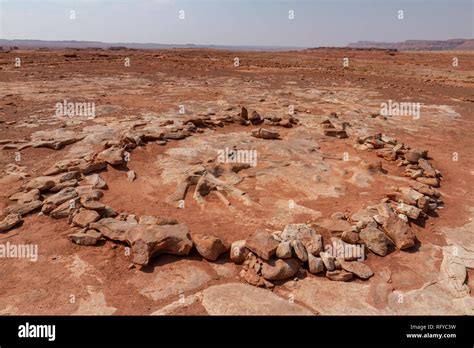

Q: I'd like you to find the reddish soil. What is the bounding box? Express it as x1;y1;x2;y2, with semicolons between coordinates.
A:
0;48;472;315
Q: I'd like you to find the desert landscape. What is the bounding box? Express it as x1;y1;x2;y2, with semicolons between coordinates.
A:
0;46;473;316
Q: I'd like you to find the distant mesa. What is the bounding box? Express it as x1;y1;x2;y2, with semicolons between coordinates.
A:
347;39;474;51
1;38;472;51
0;39;301;51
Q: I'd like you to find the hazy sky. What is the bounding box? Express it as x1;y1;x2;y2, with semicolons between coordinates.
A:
0;0;472;47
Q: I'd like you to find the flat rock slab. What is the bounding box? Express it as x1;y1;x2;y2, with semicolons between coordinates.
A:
287;277;383;315
340;260;374;279
151;292;204;316
387;282;474;315
202;283;313;315
442;208;474;251
68;230;102;246
130;264;212;301
73;288;117;315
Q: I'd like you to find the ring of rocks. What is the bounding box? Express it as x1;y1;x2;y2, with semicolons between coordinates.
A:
0;108;444;288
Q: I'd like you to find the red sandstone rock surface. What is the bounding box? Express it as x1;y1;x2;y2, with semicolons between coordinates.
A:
0;48;473;315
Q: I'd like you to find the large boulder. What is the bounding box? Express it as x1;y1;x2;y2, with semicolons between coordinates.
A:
9;189;41;204
41;187;78;213
128;224;193;266
75;186;104;200
397;187;424;205
276;241;292;258
0;213;22;232
404;150;422;163
92;218;194;265
245;229;279;260
291;240;308;262
68;230;102;246
376;203;394;219
138;215;178;226
80;197;106;211
375;148;396;161
382;215;416;250
4;200;43;216
261;258;301;280
24;176;55;191
249;110;263;125
72;209;101;228
280;224;323;256
395;202;422;220
320;251;336;271
307;253;325;274
50;197;80;219
85;174;107;189
416;176;439;188
359;224;392;256
340;260;374;279
418;158;436;178
193;234;230;261
341;230;360;244
97;146;124;166
77;160;107;175
409;182;440;198
50;179;79;192
89;218;134;241
58;171;81;182
326;270;353;282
